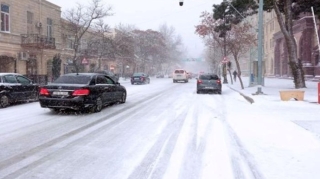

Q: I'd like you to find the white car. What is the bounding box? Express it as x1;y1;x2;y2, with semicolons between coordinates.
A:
173;69;188;83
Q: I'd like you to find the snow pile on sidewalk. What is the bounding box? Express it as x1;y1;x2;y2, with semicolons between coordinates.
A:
224;77;320;179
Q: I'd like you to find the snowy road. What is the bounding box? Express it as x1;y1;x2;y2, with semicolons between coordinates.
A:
0;78;273;179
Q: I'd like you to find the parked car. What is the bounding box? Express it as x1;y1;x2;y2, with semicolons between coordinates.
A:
196;73;222;94
173;69;188;83
39;73;126;113
131;73;150;85
95;70;119;82
0;73;39;108
156;74;164;78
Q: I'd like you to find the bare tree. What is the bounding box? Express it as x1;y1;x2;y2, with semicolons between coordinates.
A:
196;11;256;88
87;20;115;71
159;23;183;74
61;0;113;73
226;22;256;89
195;11;230;81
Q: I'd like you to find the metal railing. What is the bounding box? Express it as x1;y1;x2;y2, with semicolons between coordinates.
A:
21;34;56;49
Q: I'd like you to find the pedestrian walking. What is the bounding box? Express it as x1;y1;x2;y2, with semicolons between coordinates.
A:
233;70;237;82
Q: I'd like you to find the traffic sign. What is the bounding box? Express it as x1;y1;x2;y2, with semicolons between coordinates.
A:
221;57;229;64
82;58;89;65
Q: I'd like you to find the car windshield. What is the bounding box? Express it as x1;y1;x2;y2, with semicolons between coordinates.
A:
199;75;219;80
53;75;92;84
1;0;319;179
174;70;185;74
133;73;144;76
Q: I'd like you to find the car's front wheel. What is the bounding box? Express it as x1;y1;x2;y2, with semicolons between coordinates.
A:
119;92;127;103
0;95;10;108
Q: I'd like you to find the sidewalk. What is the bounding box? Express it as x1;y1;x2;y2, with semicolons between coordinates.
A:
223;77;320;179
227;77;320;104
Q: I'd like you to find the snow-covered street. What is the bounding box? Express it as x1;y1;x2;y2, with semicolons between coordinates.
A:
0;77;320;179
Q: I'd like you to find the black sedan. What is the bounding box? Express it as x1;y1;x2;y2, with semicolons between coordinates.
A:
0;73;39;108
95;70;119;82
39;73;127;113
131;73;150;85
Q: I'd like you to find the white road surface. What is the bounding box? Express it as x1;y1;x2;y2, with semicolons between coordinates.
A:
0;78;270;179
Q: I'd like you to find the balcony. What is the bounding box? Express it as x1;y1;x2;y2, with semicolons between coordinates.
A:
21;34;56;49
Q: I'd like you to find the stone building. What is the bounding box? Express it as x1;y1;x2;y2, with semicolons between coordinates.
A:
263;10;280;76
273;14;320;79
0;0;63;84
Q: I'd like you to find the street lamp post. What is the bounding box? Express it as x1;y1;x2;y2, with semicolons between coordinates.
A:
124;65;129;80
255;0;264;94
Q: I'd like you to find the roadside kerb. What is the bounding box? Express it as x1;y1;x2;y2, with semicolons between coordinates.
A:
228;85;255;104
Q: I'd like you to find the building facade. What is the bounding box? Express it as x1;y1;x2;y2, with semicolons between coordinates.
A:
273;14;320;79
0;0;63;84
263;10;280;76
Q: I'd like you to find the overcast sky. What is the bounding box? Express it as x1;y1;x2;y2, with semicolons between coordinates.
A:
47;0;222;58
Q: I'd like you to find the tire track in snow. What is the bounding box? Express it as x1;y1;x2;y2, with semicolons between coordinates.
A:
126;111;188;179
217;91;266;179
0;84;183;178
126;85;196;179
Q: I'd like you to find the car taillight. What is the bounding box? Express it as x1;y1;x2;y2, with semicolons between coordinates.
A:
72;89;90;96
141;77;144;80
217;80;221;84
40;88;50;96
197;80;202;84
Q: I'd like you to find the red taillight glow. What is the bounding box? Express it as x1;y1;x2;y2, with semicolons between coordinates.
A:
72;89;90;96
217;80;221;84
40;88;49;96
197;80;202;84
140;77;144;80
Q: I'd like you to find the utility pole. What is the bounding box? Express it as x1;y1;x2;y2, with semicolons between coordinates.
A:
255;0;264;94
222;30;228;84
221;0;229;84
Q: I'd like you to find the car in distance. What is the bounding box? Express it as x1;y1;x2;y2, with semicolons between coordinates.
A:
173;69;188;83
0;73;39;108
156;73;164;78
39;73;126;113
94;70;119;82
196;73;222;94
131;73;150;85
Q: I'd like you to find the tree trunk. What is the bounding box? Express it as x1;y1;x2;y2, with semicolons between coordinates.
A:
228;69;233;84
234;55;244;89
273;0;306;88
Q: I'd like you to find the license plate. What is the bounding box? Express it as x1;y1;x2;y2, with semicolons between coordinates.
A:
205;87;214;89
135;78;140;80
53;91;68;96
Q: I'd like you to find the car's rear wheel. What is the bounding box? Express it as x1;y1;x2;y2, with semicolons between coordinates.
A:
119;92;127;103
90;97;103;113
50;108;60;113
0;95;10;108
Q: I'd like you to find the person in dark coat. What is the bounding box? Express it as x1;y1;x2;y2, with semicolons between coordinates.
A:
233;70;238;82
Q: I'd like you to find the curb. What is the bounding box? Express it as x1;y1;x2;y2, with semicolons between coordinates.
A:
228;85;255;104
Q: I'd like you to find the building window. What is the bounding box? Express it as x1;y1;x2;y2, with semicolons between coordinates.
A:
1;4;10;32
27;11;33;34
47;18;53;37
67;36;74;49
